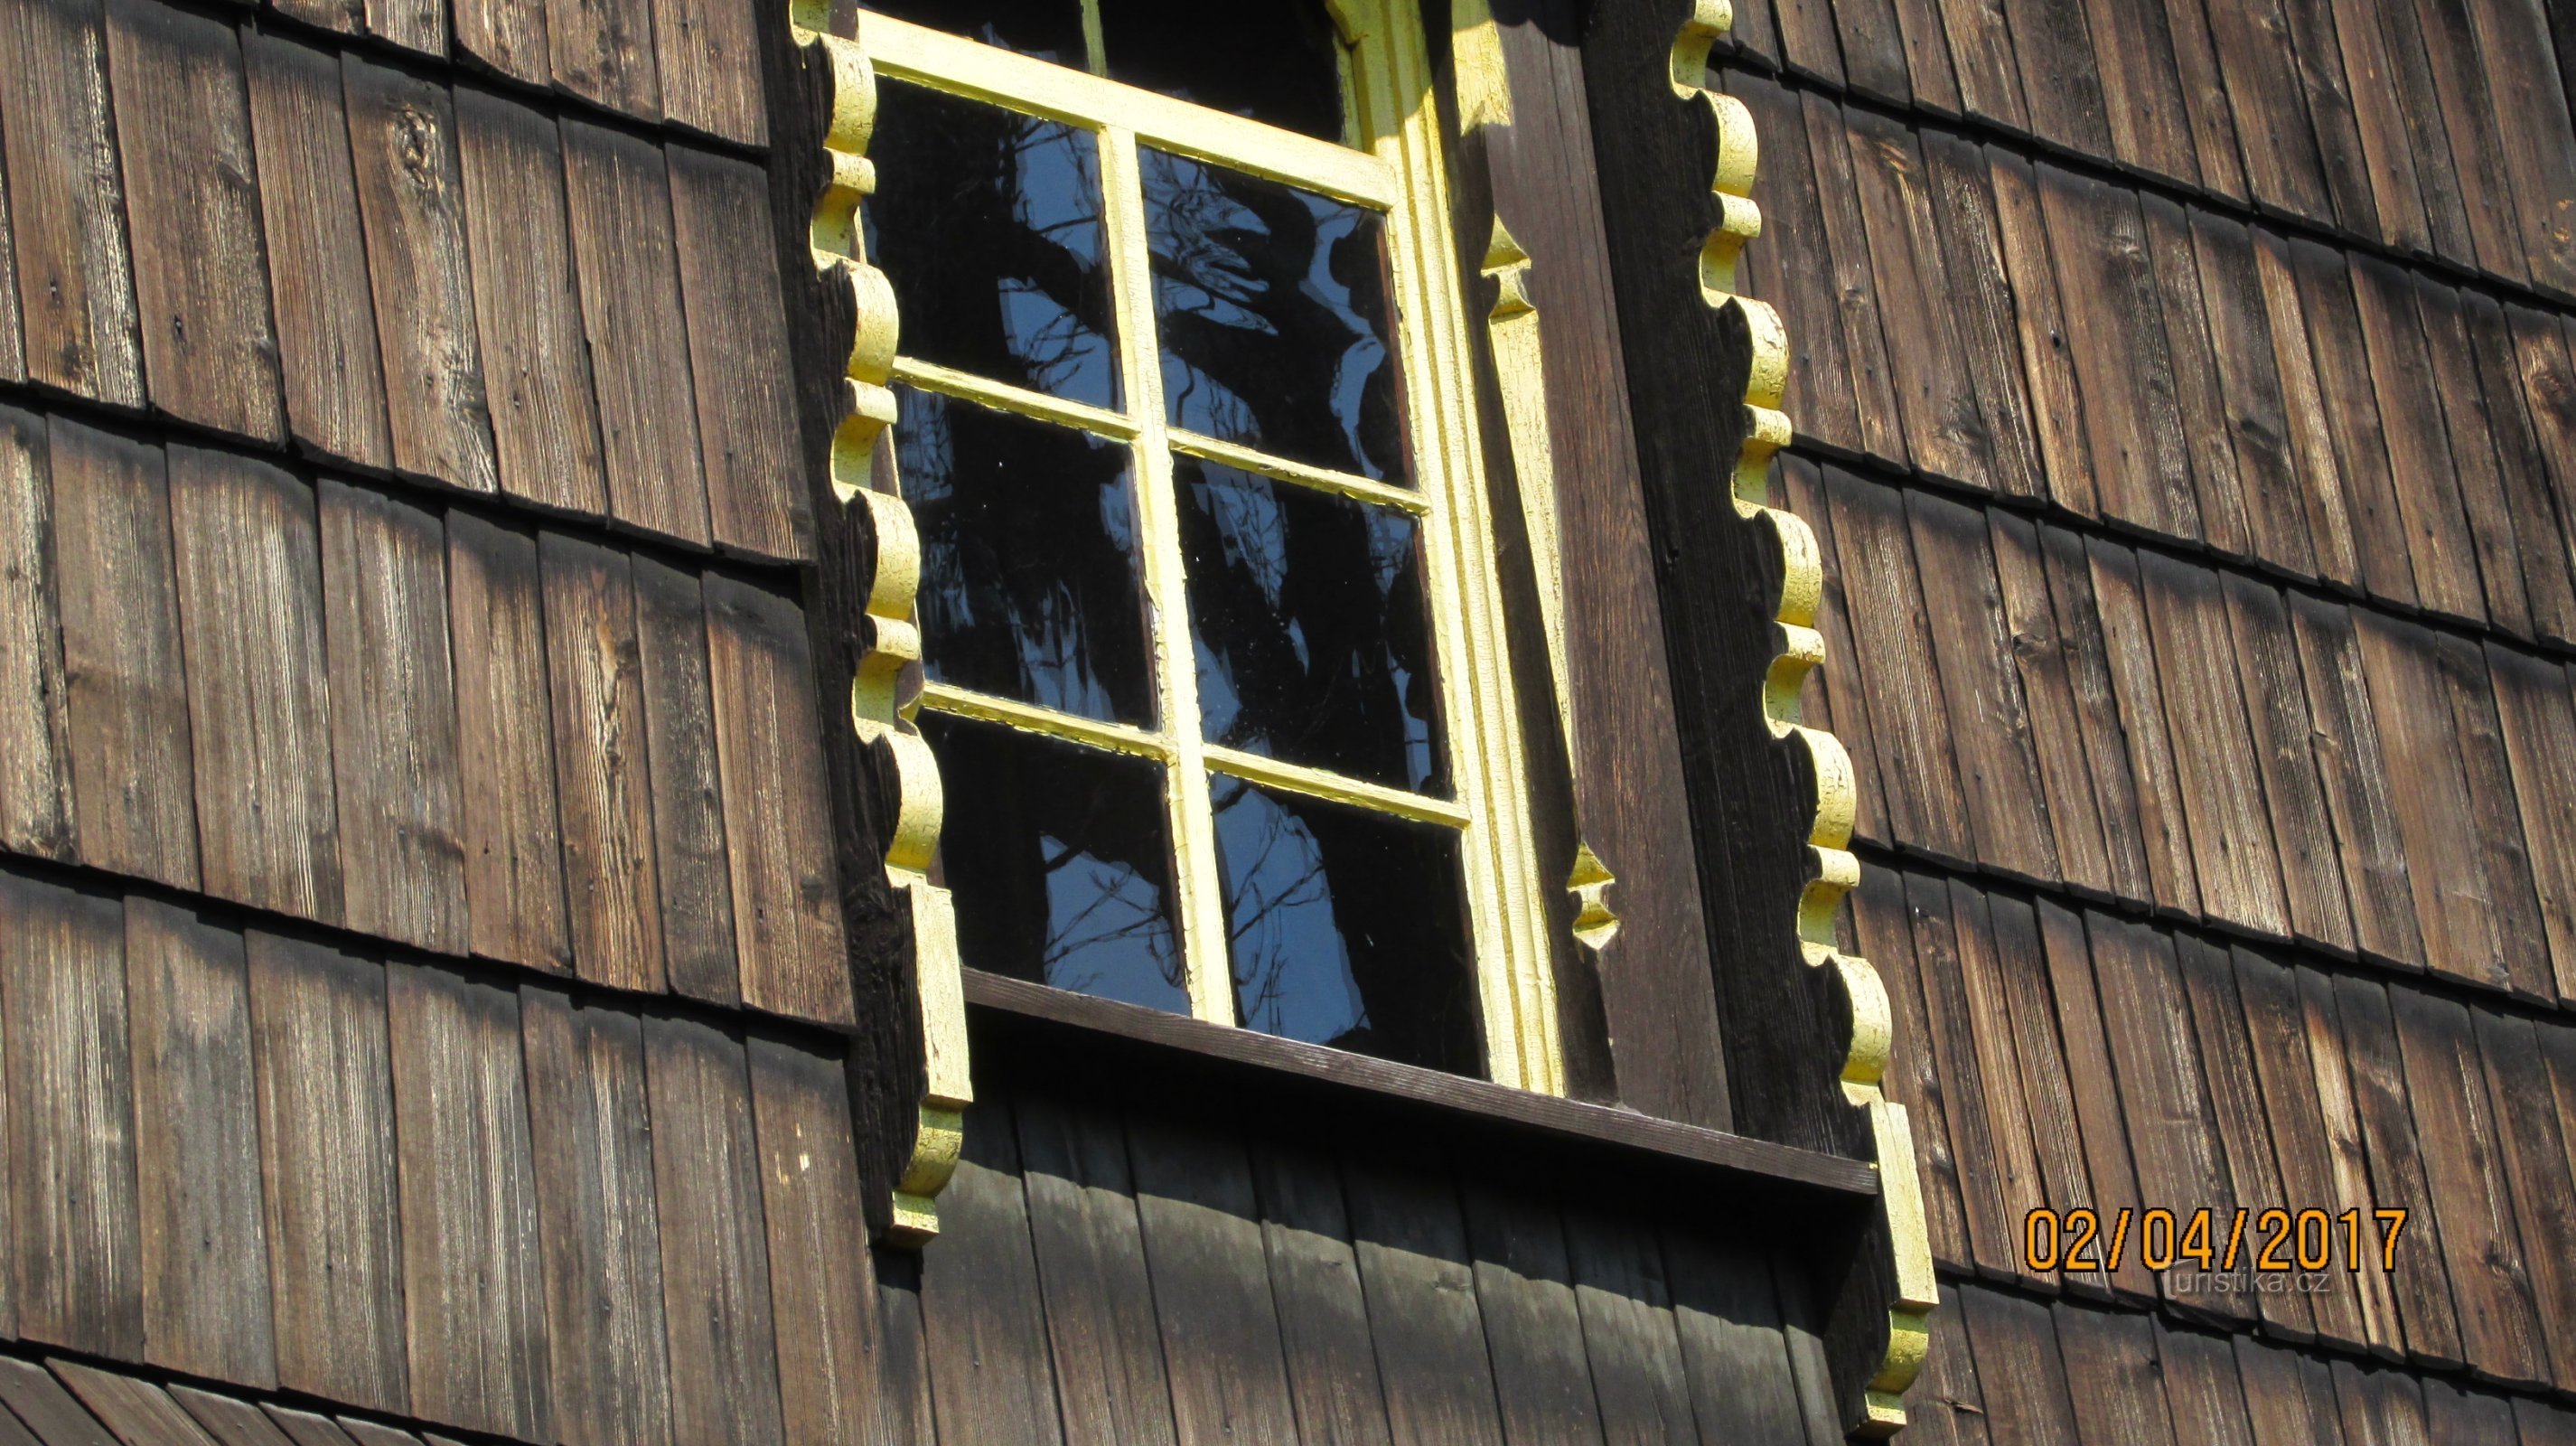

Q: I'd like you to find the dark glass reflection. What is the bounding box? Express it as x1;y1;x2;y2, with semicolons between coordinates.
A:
1179;457;1442;793
1213;778;1480;1073
858;0;1086;67
1143;148;1406;481
925;713;1190;1011
867;81;1119;407
1097;0;1345;140
900;388;1155;725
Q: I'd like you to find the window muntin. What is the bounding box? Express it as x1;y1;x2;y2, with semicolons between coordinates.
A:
860;3;1559;1088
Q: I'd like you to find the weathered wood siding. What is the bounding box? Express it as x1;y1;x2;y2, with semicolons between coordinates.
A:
1706;0;2576;1430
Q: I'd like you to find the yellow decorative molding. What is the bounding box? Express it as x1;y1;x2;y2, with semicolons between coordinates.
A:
798;16;972;1244
1663;8;1936;1434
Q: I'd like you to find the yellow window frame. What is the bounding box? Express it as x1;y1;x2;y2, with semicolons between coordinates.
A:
863;0;1563;1094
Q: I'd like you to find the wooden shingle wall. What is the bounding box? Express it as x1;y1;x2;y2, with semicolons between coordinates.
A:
1718;0;2576;1429
0;0;852;1029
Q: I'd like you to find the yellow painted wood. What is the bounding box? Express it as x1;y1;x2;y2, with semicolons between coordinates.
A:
857;10;1397;208
919;680;1168;760
893;356;1139;439
1204;744;1473;829
1169;428;1429;515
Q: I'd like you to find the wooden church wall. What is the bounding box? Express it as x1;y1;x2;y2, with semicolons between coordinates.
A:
1709;0;2576;1430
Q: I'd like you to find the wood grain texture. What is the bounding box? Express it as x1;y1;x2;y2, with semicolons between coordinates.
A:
548;0;660;119
123;896;272;1386
0;404;75;863
666;146;806;559
2489;647;2576;1002
2248;226;2359;588
0;1357;119;1446
2469;1007;2576;1390
631;557;738;1006
1850;867;1968;1265
643;1012;786;1446
1246;1141;1393;1446
1991;894;2108;1296
2187;211;2318;578
1563;1209;1700;1443
1342;1155;1507;1446
1;873;139;1358
520;986;673;1446
2413;286;2535;637
320;480;468;954
2200;0;2331;219
2350;259;2485;624
2234;948;2372;1348
1897;1288;1989;1445
2320;0;2431;253
1825;465;1972;861
1907;491;2056;882
454;0;548;84
704;572;848;1024
342;54;498;495
1943;882;2051;1288
387;963;552;1439
651;0;762;143
2294;962;2410;1358
1728;74;1858;453
2136;551;2290;939
1956;1284;2082;1443
47;419;196;890
55;1364;225;1446
240;28;392;471
1008;1089;1178;1446
1802;92;1907;468
100;0;283;444
454;87;608;520
746;1037;880;1446
1842;108;1987;490
2174;936;2311;1339
2407;0;2529;282
915;1095;1064;1445
1127;1112;1305;1444
2353;613;2509;990
561;121;708;546
2432;634;2553;1002
2218;576;2355;955
2286;240;2416;607
2055;1302;2182;1445
2038;524;2154;905
539;531;666;993
245;930;407;1413
446;512;572;974
1920;131;2044;502
169;447;343;925
2286;596;2421;970
2084;540;2199;916
2330;973;2465;1366
0;0;143;407
362;0;445;61
0;131;21;384
1455;1185;1598;1446
2463;293;2576;645
176;1385;305;1446
1985;148;2098;521
1905;870;2020;1278
2142;193;2249;560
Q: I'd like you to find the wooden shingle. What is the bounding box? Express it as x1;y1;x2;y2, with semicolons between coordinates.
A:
2136;549;2290;940
0;0;144;407
2286;595;2423;971
747;1038;883;1446
538;531;666;995
1906;491;2056;883
2329;974;2464;1367
2216;575;2355;956
0;404;75;863
667;146;808;561
630;556;737;1007
445;511;571;975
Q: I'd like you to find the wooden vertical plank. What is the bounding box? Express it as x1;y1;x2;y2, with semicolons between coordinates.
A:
2389;987;2548;1385
386;962;552;1440
1905;871;2021;1279
2084;539;2201;917
704;572;849;1025
0;138;21;384
2220;576;2356;955
2420;1379;2517;1445
257;1406;363;1446
48;419;195;889
1728;76;1858;455
632;558;738;1006
1129;1113;1305;1445
1830;0;1915;102
342;54;499;497
101;0;282;444
1455;1186;1599;1446
2294;962;2409;1358
2464;0;2576;295
0;405;75;862
539;531;666;994
1;874;138;1358
2157;0;2248;202
1989;512;2112;897
2406;0;2531;282
1944;881;2052;1288
1560;1209;1697;1443
666;146;808;561
1661;1231;1808;1444
2188;211;2318;578
561;120;708;547
1011;1090;1181;1446
454;0;549;84
1899;1286;1990;1446
2318;0;2431;253
446;512;572;975
651;0;763;144
2174;936;2312;1339
2415;279;2534;634
2234;946;2377;1349
2037;167;2202;542
917;1093;1063;1445
454;86;609;521
2040;524;2153;901
1341;1155;1507;1446
747;1037;881;1446
2433;634;2553;1003
2462;293;2576;644
1802;93;1907;470
2352;612;2511;991
2135;550;2290;939
123;897;272;1387
2233;1335;2345;1445
1823;466;1972;862
548;0;660;120
1781;459;1887;841
2076;0;2202;183
2248;226;2359;588
2287;596;2421;969
2368;0;2479;268
2489;647;2576;1003
169;446;343;925
2198;0;2332;219
2142;193;2252;561
1245;1142;1394;1446
2515;309;2576;634
2350;258;2487;624
245;931;408;1413
240;29;392;472
645;1013;787;1446
1991;895;2107;1297
1920;133;2045;502
363;0;445;60
320;480;469;955
1848;865;1970;1267
1842;107;1989;491
2287;239;2417;607
1906;493;2056;882
2330;974;2466;1367
0;0;143;406
1985;148;2098;520
2469;1007;2576;1391
2038;909;2159;1310
2000;0;2110;153
1955;1284;2083;1445
2054;1304;2180;1446
1773;0;1847;85
520;986;673;1446
2519;1398;2576;1446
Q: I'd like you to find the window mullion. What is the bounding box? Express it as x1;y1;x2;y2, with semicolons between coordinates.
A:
1099;124;1236;1027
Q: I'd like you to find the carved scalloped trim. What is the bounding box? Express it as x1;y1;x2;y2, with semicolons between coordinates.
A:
1669;13;1938;1435
800;21;972;1244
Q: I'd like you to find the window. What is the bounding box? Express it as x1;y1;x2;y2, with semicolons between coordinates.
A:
859;0;1560;1088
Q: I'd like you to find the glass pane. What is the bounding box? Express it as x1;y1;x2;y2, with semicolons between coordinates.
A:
858;0;1086;67
1096;0;1344;141
1179;457;1443;794
1143;148;1406;482
1213;778;1480;1073
925;713;1190;1012
867;82;1120;407
900;388;1156;725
